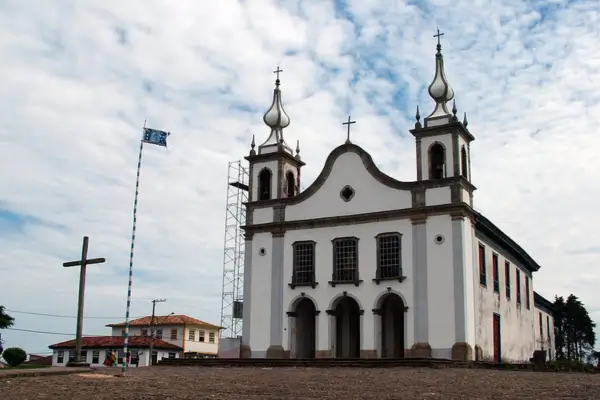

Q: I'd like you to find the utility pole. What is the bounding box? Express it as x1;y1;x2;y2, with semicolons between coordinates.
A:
148;298;166;366
63;236;106;367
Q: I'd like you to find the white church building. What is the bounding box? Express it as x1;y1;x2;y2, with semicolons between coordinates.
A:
239;37;555;362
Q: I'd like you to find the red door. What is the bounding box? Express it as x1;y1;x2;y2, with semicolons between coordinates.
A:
493;314;501;363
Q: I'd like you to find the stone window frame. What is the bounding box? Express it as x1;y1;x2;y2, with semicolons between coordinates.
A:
329;236;363;287
428;141;447;180
257;167;273;201
516;269;522;306
492;253;500;294
478;243;487;286
504;261;511;299
525;275;531;310
461;145;468;179
373;232;406;284
289;240;318;289
284;170;296;198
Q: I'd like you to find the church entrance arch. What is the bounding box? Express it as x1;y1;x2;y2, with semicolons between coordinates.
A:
293;298;317;358
334;296;361;358
379;293;405;358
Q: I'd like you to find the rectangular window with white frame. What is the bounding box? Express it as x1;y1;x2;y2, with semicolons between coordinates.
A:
374;232;405;283
57;350;64;364
156;329;163;339
330;237;360;286
188;329;195;341
290;241;317;288
199;331;205;342
92;350;99;364
170;329;177;340
209;332;215;343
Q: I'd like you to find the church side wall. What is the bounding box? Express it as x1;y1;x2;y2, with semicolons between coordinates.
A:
248;232;273;357
534;306;555;360
282;220;415;356
475;233;535;362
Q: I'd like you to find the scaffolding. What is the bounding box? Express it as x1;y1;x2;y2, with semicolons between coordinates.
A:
220;160;249;339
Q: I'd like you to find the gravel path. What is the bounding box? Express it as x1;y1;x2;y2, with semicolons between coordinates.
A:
1;366;598;399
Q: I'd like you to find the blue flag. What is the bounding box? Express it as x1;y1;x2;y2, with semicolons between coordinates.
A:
142;128;170;147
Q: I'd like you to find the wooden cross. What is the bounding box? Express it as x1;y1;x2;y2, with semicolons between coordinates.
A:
342;116;356;144
273;66;283;81
63;236;106;366
434;27;444;47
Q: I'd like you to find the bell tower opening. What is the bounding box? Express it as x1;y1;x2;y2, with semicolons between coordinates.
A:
461;145;468;179
258;168;272;200
285;171;295;197
429;143;445;180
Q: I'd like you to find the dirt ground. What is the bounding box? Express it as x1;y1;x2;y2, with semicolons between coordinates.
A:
1;366;599;399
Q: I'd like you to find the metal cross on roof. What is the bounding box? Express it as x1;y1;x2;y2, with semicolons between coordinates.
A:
273;66;283;81
434;27;444;45
342;115;356;144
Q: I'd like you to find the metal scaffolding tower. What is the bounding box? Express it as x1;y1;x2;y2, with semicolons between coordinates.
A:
220;160;249;339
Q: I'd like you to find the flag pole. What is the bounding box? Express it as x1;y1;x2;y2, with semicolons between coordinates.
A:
120;120;146;376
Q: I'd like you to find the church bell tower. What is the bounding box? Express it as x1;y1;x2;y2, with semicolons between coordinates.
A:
410;30;475;188
245;67;305;203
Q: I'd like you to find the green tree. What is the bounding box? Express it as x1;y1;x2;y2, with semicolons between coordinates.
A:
0;305;15;329
2;347;27;367
553;294;596;362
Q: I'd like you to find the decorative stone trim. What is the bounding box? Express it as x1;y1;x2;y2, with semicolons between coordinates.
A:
288;282;319;289
328;280;363;287
372;276;406;284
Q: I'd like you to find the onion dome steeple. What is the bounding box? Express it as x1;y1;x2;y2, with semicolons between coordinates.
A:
258;66;292;155
425;28;455;126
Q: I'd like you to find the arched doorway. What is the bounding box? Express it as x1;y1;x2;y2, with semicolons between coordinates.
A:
294;298;316;358
335;296;361;358
379;293;405;358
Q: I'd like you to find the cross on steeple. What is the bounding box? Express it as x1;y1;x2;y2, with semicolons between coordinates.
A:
434;27;444;52
273;66;283;81
342;115;356;144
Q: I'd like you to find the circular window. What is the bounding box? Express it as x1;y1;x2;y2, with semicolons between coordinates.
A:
340;185;356;202
434;235;445;245
259;247;267;256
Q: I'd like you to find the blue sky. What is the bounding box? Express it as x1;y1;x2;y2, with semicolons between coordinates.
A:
1;0;600;355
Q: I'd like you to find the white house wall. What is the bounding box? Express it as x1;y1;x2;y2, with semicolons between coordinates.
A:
475;233;535;362
110;325;220;355
51;348;177;367
284;152;412;221
184;327;219;354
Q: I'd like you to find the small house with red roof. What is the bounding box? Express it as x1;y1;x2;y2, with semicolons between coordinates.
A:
48;336;182;367
48;314;222;367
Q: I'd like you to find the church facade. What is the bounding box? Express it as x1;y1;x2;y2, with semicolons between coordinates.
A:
239;39;555;362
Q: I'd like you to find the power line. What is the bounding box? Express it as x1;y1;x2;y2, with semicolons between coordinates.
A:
6;309;145;320
6;327;107;336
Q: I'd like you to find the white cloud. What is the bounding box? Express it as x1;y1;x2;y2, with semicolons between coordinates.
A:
0;0;599;354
